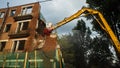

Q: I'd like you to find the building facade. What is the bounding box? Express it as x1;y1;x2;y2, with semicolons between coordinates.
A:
0;2;64;68
0;2;45;53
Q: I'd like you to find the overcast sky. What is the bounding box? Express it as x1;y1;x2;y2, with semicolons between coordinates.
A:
0;0;87;35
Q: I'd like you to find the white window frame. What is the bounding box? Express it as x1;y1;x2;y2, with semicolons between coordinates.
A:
15;20;31;33
16;22;23;33
13;41;19;52
11;38;27;52
21;5;34;15
9;9;16;16
36;20;38;29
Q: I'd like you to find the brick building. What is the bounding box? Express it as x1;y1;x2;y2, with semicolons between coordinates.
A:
0;2;64;68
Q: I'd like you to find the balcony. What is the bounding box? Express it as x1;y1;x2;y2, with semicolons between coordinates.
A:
8;30;30;38
14;14;33;21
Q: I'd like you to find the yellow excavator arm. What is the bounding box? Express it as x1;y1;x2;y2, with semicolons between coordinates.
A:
45;8;120;53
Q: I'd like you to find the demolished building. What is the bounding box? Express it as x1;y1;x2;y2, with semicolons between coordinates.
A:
0;2;64;68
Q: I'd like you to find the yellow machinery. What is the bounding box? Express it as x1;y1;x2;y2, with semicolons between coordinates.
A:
44;8;120;55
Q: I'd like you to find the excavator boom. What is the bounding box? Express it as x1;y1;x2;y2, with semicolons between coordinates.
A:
45;8;120;53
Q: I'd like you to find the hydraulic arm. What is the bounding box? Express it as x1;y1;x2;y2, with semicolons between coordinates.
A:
44;8;120;53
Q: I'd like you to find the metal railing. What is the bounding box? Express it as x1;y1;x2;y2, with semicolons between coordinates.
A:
0;50;64;68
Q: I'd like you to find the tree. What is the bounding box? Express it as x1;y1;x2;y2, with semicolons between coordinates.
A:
58;19;92;68
59;17;120;68
85;0;120;67
71;19;93;68
86;0;120;40
58;35;75;68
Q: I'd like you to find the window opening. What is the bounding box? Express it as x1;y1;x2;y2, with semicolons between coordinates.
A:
0;42;6;51
21;6;32;15
22;21;29;30
26;6;32;14
12;40;25;52
4;24;11;32
18;40;25;50
0;12;5;18
10;10;16;16
17;21;29;33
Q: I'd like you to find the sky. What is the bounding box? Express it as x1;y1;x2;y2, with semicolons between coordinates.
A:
0;0;87;36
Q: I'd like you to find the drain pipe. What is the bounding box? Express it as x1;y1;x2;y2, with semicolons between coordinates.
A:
0;2;9;32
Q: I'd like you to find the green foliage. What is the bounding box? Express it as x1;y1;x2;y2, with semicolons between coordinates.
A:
58;35;75;68
59;18;120;67
58;20;92;68
74;20;86;33
86;0;120;67
86;0;120;39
